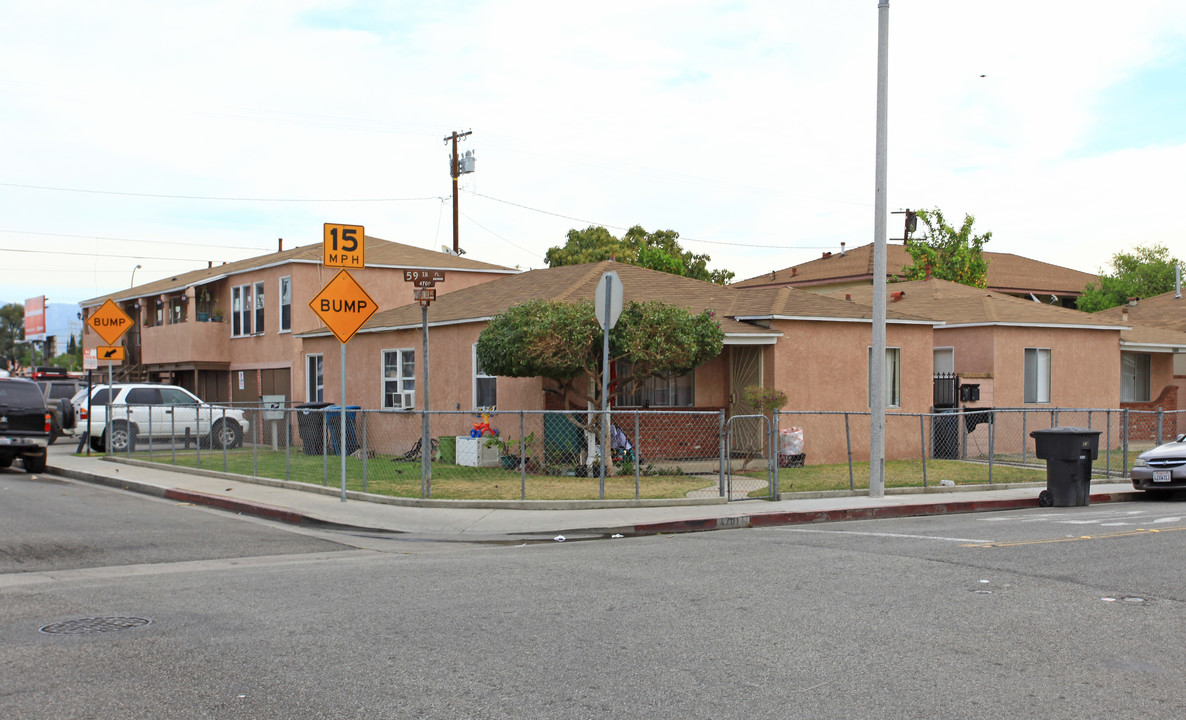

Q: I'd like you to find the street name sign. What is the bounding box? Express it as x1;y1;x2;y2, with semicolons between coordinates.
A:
86;299;135;345
403;269;446;287
323;223;366;268
309;269;378;343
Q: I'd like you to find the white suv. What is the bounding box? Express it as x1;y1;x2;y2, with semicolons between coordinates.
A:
74;384;251;453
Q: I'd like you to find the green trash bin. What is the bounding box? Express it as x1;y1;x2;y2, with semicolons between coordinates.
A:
438;435;457;464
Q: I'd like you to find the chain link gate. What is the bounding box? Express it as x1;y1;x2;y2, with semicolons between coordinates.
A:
725;413;777;501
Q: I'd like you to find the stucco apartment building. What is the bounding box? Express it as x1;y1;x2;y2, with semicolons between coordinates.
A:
80;237;516;405
1094;289;1186;415
733;241;1100;308
296;260;941;465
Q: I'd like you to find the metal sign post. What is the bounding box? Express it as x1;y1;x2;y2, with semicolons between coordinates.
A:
402;268;445;497
594;271;623;499
310;232;377;502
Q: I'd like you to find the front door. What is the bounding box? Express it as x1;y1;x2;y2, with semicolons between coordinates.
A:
729;346;764;458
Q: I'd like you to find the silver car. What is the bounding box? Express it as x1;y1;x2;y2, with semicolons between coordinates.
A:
1131;435;1186;491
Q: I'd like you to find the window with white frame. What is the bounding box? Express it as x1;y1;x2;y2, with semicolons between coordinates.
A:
868;347;902;408
279;276;291;332
933;347;954;374
613;360;694;407
383;349;415;410
254;281;265;334
474;345;496;410
1024;348;1051;403
306;354;324;402
1121;352;1151;402
231;284;253;337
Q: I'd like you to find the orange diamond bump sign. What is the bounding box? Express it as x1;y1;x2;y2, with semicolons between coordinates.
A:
309;270;379;343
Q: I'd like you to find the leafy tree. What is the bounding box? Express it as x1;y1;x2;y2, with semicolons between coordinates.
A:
900;208;991;287
475;298;724;409
545;225;735;285
0;303;24;371
1076;244;1183;313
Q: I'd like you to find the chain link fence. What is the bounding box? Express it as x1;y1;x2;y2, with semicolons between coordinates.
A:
97;402;1184;501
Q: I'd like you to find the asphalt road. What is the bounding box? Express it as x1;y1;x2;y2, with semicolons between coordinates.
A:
3;470;1186;719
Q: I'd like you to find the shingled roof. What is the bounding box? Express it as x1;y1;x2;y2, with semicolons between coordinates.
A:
732;241;1099;300
81;236;516;307
300;261;938;342
828;278;1127;330
1094;290;1186;334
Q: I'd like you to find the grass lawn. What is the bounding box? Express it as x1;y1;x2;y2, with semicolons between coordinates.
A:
103;447;1127;501
764;459;1049;494
135;448;713;501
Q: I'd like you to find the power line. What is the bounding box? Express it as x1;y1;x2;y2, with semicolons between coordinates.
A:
0;228;272;251
0;182;444;203
467;191;834;250
0;247;249;263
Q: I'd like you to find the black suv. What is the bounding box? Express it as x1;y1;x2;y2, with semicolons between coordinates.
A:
0;377;53;473
35;378;82;444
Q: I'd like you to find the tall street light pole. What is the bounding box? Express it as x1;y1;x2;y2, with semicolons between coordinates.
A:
130;264;142;288
870;0;890;498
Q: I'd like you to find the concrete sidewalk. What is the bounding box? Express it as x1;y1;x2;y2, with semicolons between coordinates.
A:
43;444;1143;540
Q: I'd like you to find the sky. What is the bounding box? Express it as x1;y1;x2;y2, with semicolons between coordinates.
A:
2;0;1184;306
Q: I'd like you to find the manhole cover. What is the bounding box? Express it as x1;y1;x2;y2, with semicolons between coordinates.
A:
40;617;152;635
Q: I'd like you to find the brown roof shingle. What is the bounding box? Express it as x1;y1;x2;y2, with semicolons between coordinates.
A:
81;236;516;307
300;261;937;339
732;242;1099;298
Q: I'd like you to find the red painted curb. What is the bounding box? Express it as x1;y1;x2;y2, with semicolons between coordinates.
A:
630;491;1141;536
164;488;305;525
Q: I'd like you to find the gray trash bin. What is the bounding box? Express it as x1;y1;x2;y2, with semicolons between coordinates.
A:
1029;427;1102;507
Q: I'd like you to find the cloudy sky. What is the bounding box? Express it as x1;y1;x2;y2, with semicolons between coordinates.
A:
2;0;1184;306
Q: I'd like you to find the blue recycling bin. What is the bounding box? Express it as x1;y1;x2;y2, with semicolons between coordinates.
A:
326;405;361;455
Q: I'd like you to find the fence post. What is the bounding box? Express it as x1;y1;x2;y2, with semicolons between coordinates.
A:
170;407;176;465
1106;409;1112;478
772;410;780;500
147;403;153;463
987;413;995;485
1123;409;1130;473
519;410;527;501
362;411;368;494
718;410;726;498
322;409;328;487
633;410;641;499
196;405;202;469
919;414;927;488
251;404;258;478
1021;410;1027;466
1157;409;1164;445
285;409;291;483
845;412;854;491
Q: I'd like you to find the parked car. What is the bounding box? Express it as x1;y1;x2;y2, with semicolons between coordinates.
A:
1130;434;1186;491
35;378;83;444
0;377;53;473
74;383;250;453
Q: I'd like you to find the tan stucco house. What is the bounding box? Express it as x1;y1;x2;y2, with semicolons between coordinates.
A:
297;260;941;464
80;237;517;403
733;241;1100;308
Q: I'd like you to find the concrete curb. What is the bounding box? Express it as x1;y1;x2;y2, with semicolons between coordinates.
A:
623;490;1145;537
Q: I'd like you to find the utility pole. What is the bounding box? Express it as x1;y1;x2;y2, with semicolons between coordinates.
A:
870;0;890;498
444;130;474;255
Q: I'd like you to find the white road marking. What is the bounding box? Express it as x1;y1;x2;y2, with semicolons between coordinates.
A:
1153;517;1182;523
778;528;995;543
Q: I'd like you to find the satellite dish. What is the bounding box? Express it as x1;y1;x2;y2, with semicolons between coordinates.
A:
441;245;458;256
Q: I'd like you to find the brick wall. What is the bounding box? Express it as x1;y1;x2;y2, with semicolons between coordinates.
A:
1122;385;1179;441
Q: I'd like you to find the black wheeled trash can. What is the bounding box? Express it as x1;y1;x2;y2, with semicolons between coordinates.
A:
296;402;333;455
1029;427;1102;507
